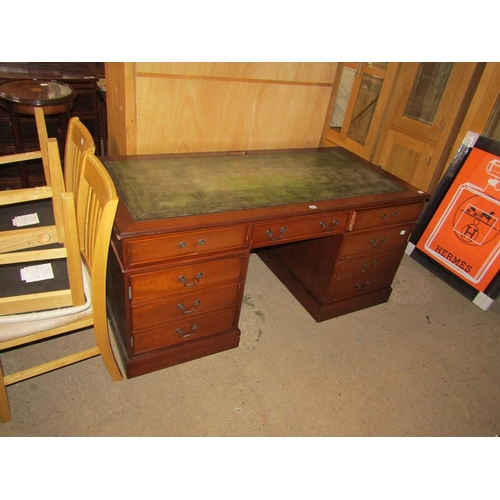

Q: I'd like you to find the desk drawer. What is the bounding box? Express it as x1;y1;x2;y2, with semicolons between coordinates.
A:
131;283;241;330
328;269;396;301
340;223;413;258
127;225;249;266
130;254;246;302
352;203;423;231
251;212;349;247
132;307;238;354
334;247;405;281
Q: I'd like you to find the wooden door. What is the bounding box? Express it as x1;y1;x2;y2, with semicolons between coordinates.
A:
447;62;500;155
374;62;485;194
438;62;500;186
322;62;399;161
377;129;435;190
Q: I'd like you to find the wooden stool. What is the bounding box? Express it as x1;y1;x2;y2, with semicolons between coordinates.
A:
0;79;76;188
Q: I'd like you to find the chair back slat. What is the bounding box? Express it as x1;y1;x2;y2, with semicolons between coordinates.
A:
64;117;95;196
77;152;118;277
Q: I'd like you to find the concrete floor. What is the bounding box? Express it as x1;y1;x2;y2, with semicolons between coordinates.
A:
1;253;499;437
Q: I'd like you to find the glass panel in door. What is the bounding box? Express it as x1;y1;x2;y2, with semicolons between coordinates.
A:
346;72;384;145
329;64;356;130
367;62;389;71
329;63;388;146
403;62;454;125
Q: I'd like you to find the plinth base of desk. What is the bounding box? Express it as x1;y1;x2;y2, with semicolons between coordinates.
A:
119;329;241;379
313;288;393;321
257;249;393;322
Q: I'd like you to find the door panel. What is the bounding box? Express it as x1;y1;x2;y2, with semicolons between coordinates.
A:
375;62;484;193
323;62;399;160
391;63;468;141
377;129;434;188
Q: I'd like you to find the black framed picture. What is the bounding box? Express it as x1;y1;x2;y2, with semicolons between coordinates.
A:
406;132;500;310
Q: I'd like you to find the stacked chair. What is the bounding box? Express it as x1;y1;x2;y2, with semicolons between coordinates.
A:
0;110;122;423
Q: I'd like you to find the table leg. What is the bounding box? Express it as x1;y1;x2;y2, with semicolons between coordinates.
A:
9;107;30;188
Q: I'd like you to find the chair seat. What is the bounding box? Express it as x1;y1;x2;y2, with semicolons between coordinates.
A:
0;262;92;342
0;197;54;232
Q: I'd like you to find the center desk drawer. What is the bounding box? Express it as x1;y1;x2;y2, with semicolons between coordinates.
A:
132;283;241;330
126;225;249;266
252;212;349;247
130;254;247;302
340;223;414;258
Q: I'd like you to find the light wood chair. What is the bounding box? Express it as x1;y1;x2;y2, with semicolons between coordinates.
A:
0;106;49;189
63;115;95;195
0;146;123;423
0;107;63;245
0;110;96;315
0;109;95;255
0;135;86;315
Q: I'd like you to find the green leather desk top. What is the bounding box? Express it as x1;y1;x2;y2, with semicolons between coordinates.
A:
103;149;407;222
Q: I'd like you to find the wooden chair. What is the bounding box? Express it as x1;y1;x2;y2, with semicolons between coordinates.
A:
63;115;95;195
0;109;95;255
0;107;61;242
0;110;96;314
0;134;86;315
0;146;123;423
0;106;49;189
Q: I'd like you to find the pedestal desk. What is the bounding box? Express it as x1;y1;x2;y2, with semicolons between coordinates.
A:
104;148;428;378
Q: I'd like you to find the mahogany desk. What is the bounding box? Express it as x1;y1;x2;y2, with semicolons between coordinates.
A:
104;148;428;378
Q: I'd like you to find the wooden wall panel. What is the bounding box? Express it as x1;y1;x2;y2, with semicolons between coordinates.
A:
135;62;337;84
105;62;337;155
135;75;333;154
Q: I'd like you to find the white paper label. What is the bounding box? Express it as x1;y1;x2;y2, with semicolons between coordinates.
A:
13;213;40;227
20;263;54;283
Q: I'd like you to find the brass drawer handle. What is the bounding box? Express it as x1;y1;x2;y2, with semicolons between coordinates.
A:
265;227;286;241
179;239;205;249
176;324;198;338
320;219;339;232
382;212;398;220
362;259;378;270
177;300;201;314
178;272;203;287
355;280;371;290
370;237;386;248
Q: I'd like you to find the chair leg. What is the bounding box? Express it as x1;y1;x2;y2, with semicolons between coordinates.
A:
0;360;12;423
94;321;123;382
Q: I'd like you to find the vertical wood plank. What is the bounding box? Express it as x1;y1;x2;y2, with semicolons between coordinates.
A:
105;63;137;155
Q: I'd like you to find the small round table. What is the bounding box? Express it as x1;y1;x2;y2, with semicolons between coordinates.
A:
0;79;76;187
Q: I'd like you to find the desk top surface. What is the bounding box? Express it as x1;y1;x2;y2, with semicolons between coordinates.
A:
104;148;417;224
